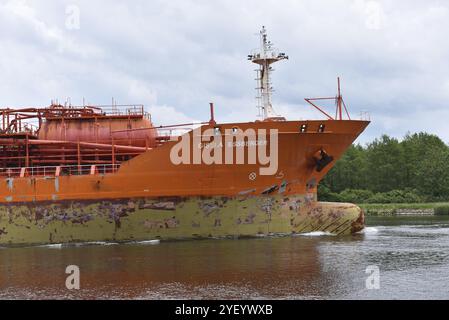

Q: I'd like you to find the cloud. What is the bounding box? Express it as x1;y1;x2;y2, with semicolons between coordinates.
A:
0;1;100;57
0;0;449;143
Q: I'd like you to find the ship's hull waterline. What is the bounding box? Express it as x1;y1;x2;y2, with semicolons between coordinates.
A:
0;195;364;246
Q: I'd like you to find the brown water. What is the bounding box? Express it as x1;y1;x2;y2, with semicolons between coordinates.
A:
1;215;449;300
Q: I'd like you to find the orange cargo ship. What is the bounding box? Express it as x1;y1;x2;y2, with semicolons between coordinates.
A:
0;28;369;246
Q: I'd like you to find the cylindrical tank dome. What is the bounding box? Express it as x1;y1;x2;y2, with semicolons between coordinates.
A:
38;117;158;148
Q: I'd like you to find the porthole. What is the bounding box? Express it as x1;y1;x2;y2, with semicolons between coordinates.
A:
300;124;307;133
318;124;325;133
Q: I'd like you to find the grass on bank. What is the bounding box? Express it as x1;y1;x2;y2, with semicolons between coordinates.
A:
358;202;449;215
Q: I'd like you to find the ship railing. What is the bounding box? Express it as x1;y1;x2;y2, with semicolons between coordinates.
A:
249;48;283;60
43;105;147;119
156;127;194;140
0;164;121;178
0;120;39;136
91;105;145;117
359;111;371;121
21;123;39;135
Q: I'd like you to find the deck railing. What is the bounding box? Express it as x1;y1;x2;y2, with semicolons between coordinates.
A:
89;105;146;117
359;111;371;121
0;164;121;178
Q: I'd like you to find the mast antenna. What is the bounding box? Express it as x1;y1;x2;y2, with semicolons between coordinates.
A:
248;26;288;120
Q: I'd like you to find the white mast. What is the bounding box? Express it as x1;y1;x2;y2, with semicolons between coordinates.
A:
248;26;288;120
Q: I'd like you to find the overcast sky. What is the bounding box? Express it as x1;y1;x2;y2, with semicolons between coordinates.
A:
1;0;448;144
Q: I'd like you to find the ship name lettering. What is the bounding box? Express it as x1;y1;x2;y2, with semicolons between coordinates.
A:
170;127;278;176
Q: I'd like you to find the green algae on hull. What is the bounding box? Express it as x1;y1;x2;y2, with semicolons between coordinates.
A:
0;195;364;246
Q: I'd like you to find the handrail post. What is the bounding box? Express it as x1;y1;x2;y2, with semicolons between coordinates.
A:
25;134;30;168
112;138;116;173
77;140;81;174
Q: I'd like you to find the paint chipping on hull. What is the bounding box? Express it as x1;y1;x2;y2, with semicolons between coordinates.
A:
0;195;363;246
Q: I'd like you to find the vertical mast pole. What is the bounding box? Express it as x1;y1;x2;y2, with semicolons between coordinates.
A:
337;77;342;120
248;27;288;120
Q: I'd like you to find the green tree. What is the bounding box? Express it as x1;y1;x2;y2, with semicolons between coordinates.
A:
415;147;449;200
319;132;449;203
322;144;367;193
402;132;448;193
364;135;404;192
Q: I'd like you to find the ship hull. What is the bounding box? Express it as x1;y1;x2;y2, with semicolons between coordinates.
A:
0;120;369;246
0;195;364;246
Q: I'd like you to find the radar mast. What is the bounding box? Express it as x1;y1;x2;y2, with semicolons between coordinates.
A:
248;26;288;120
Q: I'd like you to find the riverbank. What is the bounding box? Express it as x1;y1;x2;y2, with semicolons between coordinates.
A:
359;202;449;216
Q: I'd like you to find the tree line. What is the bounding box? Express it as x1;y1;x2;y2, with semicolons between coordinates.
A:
318;132;449;203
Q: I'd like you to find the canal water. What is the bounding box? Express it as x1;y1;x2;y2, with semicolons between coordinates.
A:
1;215;449;300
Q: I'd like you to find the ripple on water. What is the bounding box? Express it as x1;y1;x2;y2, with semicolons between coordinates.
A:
296;231;336;237
2;217;449;299
357;227;379;235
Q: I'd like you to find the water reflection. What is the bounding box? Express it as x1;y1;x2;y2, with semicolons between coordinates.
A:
1;215;449;299
1;237;336;299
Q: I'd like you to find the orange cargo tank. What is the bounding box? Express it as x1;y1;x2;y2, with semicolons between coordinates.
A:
38;104;159;148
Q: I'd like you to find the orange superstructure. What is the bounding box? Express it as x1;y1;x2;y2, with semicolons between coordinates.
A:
0;28;369;246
